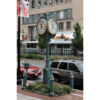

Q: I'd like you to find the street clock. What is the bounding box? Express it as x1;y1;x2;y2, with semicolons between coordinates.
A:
36;19;47;35
36;13;58;39
48;19;58;35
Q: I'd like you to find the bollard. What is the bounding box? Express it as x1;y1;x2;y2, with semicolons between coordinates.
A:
70;72;75;92
49;74;56;97
21;71;27;90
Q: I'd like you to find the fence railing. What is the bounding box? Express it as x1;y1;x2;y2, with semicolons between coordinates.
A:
20;49;83;57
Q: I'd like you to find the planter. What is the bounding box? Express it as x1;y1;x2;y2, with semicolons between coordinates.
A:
23;88;68;96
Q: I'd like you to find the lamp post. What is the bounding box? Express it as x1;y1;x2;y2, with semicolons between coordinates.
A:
36;13;58;85
17;0;22;85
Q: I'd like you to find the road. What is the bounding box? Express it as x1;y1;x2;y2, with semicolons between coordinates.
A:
27;61;83;90
27;61;50;82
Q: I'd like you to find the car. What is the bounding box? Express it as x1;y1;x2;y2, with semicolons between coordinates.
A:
50;60;83;86
17;60;42;79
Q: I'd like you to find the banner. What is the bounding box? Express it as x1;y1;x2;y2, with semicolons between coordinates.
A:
17;0;29;17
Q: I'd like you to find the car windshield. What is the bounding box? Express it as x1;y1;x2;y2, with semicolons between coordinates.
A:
76;63;100;72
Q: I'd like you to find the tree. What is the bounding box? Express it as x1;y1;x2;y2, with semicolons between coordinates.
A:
71;22;83;58
37;35;46;49
60;34;64;39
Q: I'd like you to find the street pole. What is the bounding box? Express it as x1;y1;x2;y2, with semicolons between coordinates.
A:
17;0;22;85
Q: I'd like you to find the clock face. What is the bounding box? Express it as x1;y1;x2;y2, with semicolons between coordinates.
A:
36;19;47;35
48;19;58;35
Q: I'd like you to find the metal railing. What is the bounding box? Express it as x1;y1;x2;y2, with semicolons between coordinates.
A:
20;48;82;57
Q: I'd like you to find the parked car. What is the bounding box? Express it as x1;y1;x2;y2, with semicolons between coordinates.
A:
17;60;42;79
50;60;83;86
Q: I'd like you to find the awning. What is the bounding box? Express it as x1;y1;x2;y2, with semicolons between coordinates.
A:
50;39;72;44
54;30;83;39
55;30;100;39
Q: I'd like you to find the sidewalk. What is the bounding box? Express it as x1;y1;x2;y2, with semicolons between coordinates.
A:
17;80;83;100
16;81;82;100
0;80;100;100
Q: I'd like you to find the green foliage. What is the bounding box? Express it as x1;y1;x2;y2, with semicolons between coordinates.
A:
49;56;76;61
60;34;64;39
26;82;72;95
37;35;46;49
71;22;83;50
63;85;72;94
20;54;26;58
20;54;44;60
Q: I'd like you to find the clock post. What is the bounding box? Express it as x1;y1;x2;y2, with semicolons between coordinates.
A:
36;13;58;85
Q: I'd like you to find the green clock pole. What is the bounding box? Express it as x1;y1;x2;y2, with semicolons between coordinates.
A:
37;13;58;85
43;38;52;85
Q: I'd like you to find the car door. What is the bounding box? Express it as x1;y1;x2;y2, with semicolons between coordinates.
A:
58;62;68;79
67;63;81;85
50;61;60;75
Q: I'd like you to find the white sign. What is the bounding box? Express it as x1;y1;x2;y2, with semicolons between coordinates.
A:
19;0;29;17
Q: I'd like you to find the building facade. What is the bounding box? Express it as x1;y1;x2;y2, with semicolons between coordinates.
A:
20;0;83;41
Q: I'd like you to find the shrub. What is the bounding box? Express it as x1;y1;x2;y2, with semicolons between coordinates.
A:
26;82;72;95
20;54;44;60
63;85;72;94
20;54;26;58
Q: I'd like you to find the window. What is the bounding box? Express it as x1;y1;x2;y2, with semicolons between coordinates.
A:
59;11;64;19
32;0;35;8
27;43;30;48
66;22;71;29
51;62;59;68
27;43;37;48
34;15;37;23
63;45;70;49
67;9;72;19
23;17;26;24
57;45;61;48
29;16;31;23
31;43;37;48
68;63;80;72
44;0;47;6
38;0;41;7
37;14;40;21
55;0;58;4
50;0;52;5
60;0;63;3
59;62;68;70
59;22;63;30
33;26;37;35
53;12;57;20
30;27;34;41
65;0;68;2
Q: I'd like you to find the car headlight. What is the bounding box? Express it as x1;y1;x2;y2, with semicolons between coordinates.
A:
39;70;41;72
